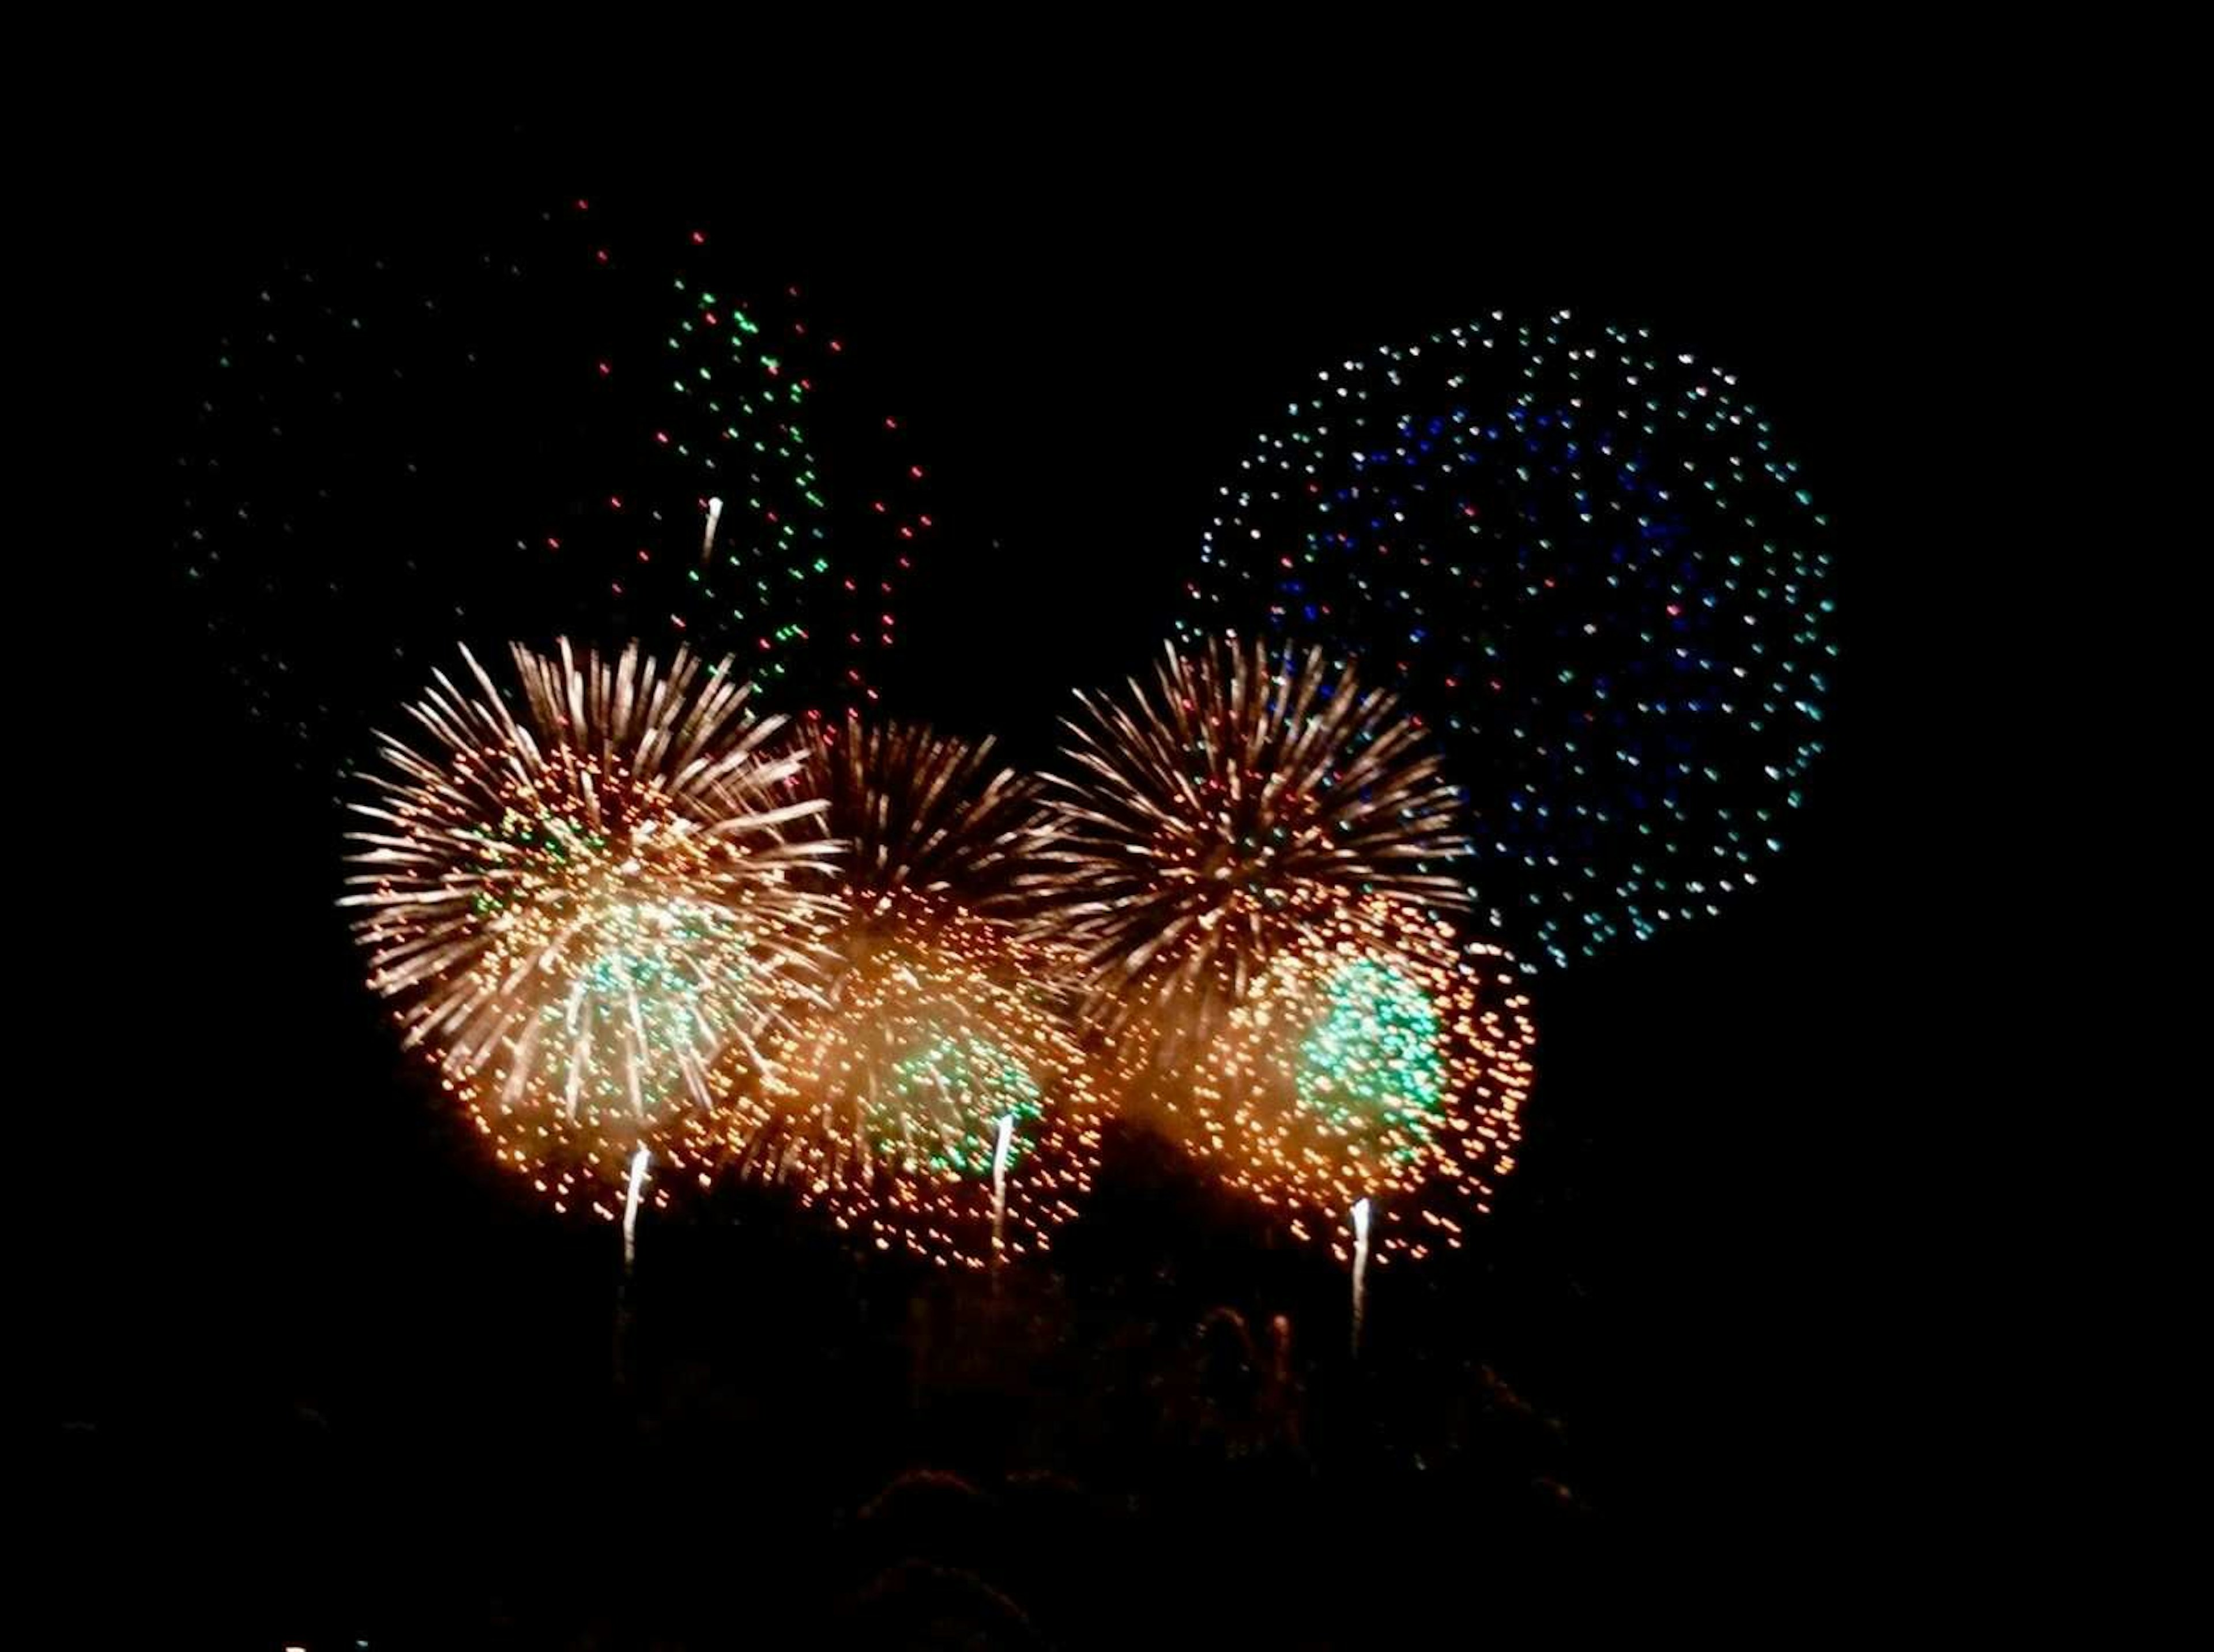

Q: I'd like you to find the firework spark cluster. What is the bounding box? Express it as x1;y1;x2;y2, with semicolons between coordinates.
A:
178;202;932;770
1025;637;1469;1043
725;895;1103;1266
343;641;834;1216
1173;895;1534;1265
717;720;1101;1265
1022;641;1533;1257
1181;311;1833;966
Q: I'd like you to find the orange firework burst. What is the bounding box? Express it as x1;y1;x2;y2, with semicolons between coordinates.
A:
342;641;836;1215
1023;637;1470;1047
725;900;1102;1265
1164;895;1535;1263
720;720;1100;1264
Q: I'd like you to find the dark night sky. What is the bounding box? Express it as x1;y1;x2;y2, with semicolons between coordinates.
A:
31;93;1978;1635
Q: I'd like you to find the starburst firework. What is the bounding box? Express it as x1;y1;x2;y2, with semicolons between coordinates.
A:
1025;636;1470;1043
720;721;1098;1263
803;714;1040;906
343;641;835;1213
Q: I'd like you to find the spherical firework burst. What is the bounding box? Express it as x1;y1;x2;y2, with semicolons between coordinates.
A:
1181;311;1834;967
726;901;1102;1266
720;721;1098;1265
1023;635;1469;1045
176;203;936;772
343;640;837;1215
1168;895;1535;1265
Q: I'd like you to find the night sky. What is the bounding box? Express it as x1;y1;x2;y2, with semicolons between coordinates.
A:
35;100;1946;1642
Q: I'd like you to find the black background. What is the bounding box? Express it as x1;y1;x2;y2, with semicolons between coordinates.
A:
32;92;1966;1642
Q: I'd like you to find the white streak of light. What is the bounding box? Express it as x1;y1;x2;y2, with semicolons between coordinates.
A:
701;495;724;561
991;1113;1015;1260
623;1148;650;1274
1351;1197;1372;1357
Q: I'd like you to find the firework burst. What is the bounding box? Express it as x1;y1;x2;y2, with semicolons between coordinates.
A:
803;714;1040;906
1167;894;1535;1264
342;641;836;1214
1024;636;1470;1042
177;210;937;766
721;721;1098;1265
725;902;1102;1265
1181;311;1834;966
